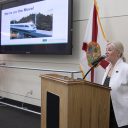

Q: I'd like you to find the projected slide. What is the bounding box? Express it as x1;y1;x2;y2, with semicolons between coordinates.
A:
1;0;69;45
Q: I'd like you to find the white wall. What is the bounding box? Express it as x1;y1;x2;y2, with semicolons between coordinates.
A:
0;0;128;106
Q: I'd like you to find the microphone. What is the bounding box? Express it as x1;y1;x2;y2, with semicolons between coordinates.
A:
83;55;106;79
91;55;106;66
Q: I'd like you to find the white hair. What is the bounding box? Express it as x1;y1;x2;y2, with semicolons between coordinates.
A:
108;41;126;62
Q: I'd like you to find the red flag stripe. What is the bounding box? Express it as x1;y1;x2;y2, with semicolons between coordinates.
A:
92;4;98;42
100;60;109;69
91;68;94;82
91;4;98;82
82;42;88;51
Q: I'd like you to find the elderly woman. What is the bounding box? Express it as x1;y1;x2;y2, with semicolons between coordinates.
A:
102;41;128;128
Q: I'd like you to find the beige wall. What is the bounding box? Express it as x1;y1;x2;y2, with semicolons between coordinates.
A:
0;0;128;106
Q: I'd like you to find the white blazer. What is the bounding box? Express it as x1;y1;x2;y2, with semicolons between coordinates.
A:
102;58;128;127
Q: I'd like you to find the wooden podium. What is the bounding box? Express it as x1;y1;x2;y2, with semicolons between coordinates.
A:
41;74;110;128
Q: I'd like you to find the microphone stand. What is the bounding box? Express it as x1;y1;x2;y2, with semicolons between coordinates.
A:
83;62;99;80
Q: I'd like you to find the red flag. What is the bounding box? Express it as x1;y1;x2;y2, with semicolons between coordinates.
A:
80;0;109;83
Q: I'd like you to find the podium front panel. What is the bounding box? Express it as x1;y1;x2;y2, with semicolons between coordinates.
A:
47;92;59;128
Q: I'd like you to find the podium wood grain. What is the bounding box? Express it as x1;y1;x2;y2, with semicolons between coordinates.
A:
41;74;110;128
